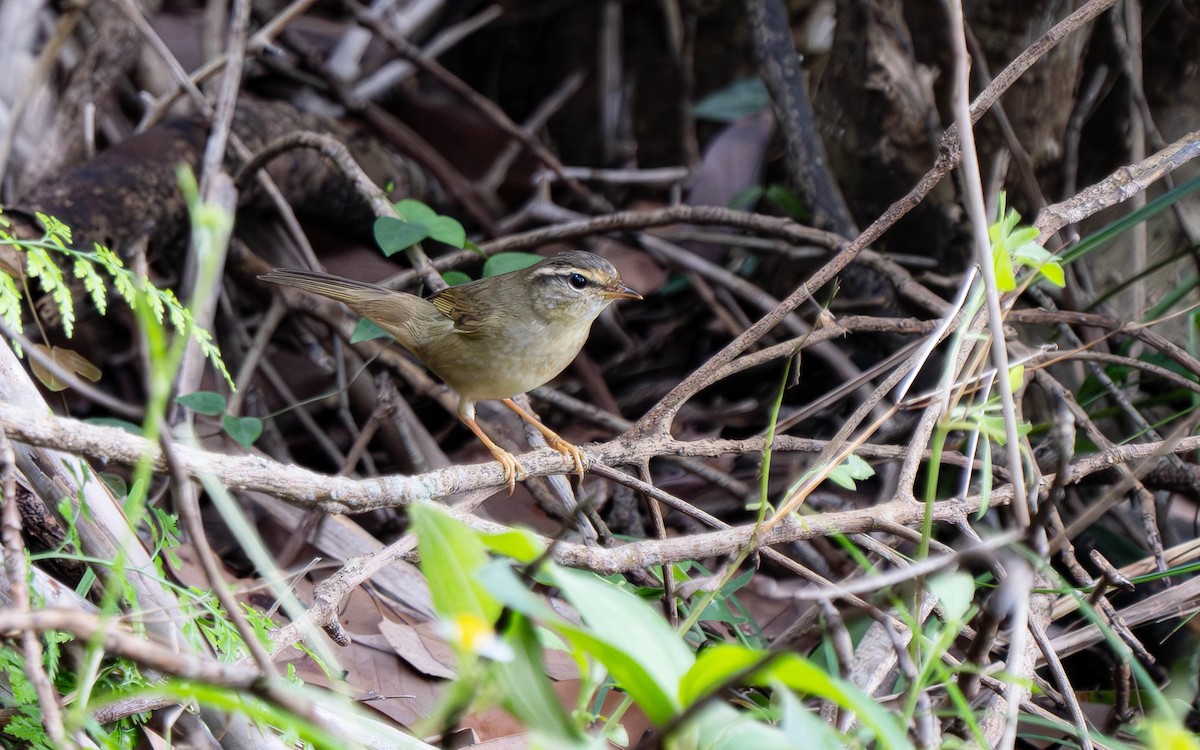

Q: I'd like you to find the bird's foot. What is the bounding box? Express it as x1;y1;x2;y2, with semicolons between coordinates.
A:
462;413;526;495
500;398;589;481
488;447;525;496
545;435;588;480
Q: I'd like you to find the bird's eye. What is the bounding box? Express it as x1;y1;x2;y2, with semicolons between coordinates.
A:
567;272;588;290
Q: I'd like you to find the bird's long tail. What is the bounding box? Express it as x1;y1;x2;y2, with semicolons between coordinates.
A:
259;268;395;305
260;268;442;353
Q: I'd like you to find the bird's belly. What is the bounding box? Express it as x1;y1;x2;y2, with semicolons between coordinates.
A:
426;324;587;401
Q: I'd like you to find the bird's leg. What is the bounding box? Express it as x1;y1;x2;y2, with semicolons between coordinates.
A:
461;417;522;495
457;398;522;495
502;397;588;480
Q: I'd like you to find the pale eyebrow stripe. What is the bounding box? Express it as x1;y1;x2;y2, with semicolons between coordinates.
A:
531;265;571;278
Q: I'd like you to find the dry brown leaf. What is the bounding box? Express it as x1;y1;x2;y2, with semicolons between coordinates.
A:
29;344;101;391
141;727;168;750
279;632;441;730
378;619;457;679
0;245;25;280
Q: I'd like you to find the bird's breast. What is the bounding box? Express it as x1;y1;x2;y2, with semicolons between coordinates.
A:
421;318;590;401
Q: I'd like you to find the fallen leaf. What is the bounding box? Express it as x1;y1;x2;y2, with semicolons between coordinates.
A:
30;344;102;391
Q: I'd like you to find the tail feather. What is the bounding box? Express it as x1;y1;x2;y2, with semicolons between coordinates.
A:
260;268;443;351
259;268;393;305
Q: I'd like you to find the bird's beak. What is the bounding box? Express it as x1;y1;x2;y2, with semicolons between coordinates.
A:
602;283;642;301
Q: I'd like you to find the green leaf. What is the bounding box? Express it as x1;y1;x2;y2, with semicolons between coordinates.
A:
777;686;844;750
826;454;875;491
379;198;465;252
483;252;544;277
728;186;764;211
1012;243;1048;267
780;454;876;499
494;615;586;744
720;566;757;598
546;567;693;724
992;244;1016;292
1138;715;1200;750
176;391;228;416
770;655;912;744
351;317;390;343
99;472;129;496
479;527;546;563
677;702;797;750
678;642;763;705
763;184;809;222
1007;225;1040;246
36;212;72;245
26;246;74;337
477;559;564;624
425;216;467;249
680;645;912;749
73;257;107;314
929;572;975;622
441;270;472;287
222;415;263;448
1007;364;1025;394
0;270;22;339
393;199;439;224
987;194;1064;292
694;598;746;625
1012;241;1065;288
693;78;770;122
373;216;429;256
1037;260;1066;287
411;503;501;623
554;623;680;725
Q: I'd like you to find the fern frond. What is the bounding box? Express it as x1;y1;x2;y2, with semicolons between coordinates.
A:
73;257;107;315
0;210;237;388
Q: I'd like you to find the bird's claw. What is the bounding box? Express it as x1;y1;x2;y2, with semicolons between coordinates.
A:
546;435;588;480
494;450;525;496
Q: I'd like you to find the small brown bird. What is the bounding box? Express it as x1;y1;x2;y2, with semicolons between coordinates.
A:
261;250;641;491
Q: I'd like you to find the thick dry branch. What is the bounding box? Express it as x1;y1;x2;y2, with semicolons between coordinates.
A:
0;608;260;688
0;399;1193;511
0;401;876;511
1036;129;1200;240
3;401;1200;574
560;493;1002;576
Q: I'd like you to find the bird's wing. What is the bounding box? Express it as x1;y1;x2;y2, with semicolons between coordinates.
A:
427;287;489;335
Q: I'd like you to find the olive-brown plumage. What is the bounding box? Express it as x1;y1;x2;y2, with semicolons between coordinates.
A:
260;250;640;491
